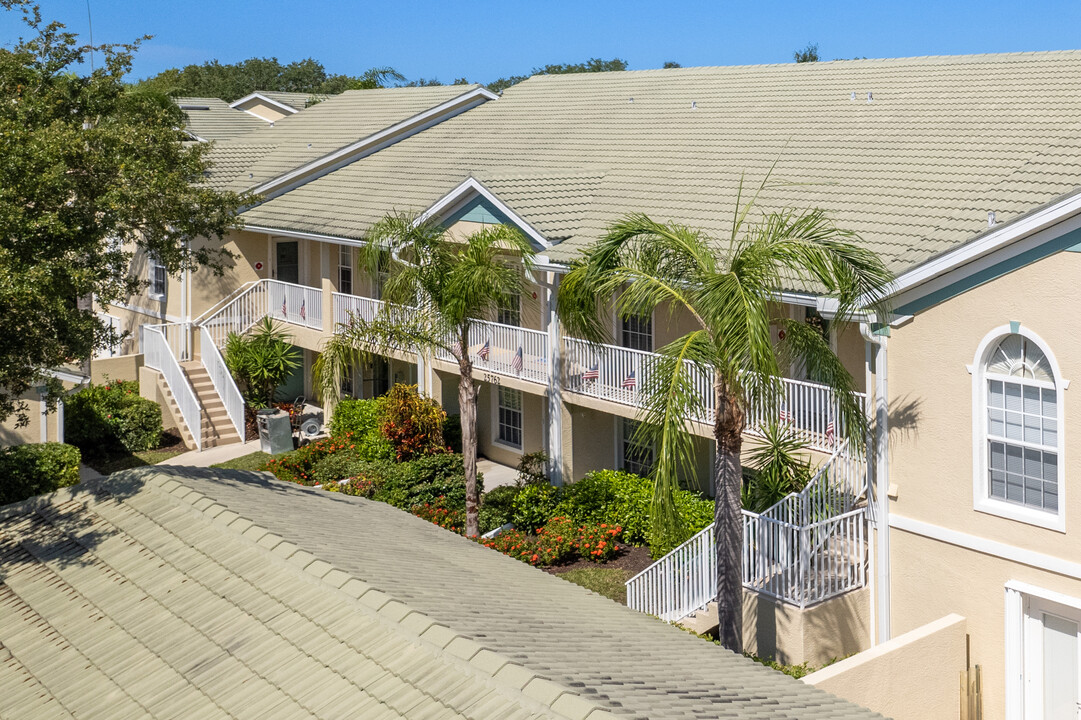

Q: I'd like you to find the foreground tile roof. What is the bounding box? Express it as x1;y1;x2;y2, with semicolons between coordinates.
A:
0;467;884;719
239;51;1081;275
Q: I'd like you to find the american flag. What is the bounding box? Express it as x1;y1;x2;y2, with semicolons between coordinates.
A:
778;401;792;423
281;295;287;318
477;339;490;360
622;369;636;389
582;363;600;380
826;419;836;446
299;298;306;321
511;346;523;372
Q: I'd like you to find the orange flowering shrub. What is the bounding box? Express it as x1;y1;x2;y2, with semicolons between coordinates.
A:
261;437;352;485
533;516;577;565
412;498;465;533
480;529;545;565
572;522;622;563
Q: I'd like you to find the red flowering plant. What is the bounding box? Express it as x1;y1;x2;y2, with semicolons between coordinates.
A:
260;437;352;485
412;497;465;534
479;529;545;566
533;516;577;565
572;522;622;563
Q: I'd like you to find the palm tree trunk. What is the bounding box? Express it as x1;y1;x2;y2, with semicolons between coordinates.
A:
458;325;480;537
714;377;745;652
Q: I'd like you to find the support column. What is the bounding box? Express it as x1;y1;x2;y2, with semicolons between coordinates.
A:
544;272;565;485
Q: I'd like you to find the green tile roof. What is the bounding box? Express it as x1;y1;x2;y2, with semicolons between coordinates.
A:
175;97;268;142
0;468;884;719
237;51;1081;275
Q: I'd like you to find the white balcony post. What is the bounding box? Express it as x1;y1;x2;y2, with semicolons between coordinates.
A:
545;273;564;485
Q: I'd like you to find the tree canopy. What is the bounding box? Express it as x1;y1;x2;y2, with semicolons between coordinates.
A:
486;57;628;94
794;43;820;63
138;57;406;101
0;1;250;423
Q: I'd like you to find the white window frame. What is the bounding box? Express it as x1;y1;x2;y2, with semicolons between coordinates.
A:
95;313;123;358
971;325;1068;532
338;245;353;296
493;386;523;450
148;254;167;300
618;416;655;477
496;292;521;327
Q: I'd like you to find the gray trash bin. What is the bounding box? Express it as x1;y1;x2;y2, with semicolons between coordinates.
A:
257;409;293;454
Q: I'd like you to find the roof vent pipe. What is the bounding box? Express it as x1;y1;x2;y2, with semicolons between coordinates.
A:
988;211;996;227
867;91;873;103
628;97;634;103
691;101;697;110
850;91;856;101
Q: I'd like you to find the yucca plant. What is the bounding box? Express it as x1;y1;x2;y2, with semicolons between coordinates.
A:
743;422;815;514
557;179;891;651
314;211;535;537
223;317;301;408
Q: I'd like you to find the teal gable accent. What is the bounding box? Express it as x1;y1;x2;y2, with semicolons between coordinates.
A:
895;226;1081;317
442;196;511;227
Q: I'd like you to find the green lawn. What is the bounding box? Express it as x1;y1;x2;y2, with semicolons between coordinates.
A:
555;567;630;604
86;446;188;475
210;451;272;472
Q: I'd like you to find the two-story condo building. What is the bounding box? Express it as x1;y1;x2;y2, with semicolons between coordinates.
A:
96;52;1081;718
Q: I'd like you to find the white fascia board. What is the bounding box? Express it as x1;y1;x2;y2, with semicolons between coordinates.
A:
886;188;1081;305
43;367;90;385
230;92;300;116
416;176;551;250
253;87;498;199
244;224;366;247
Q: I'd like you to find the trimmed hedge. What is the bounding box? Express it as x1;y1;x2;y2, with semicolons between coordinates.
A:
66;380;162;456
0;443;81;506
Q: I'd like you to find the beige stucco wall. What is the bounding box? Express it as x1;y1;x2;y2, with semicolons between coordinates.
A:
138;366;179;434
90;354;143;384
804;613;967;720
233;98;289;123
742;586;872;667
886;249;1081;717
475;380;545;467
834;320;866;394
0;389;52;447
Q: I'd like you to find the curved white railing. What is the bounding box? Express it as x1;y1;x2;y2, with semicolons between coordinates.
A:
199;326;245;440
143;324;202;451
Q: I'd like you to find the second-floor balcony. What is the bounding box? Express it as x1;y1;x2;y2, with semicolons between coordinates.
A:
201;279;865;452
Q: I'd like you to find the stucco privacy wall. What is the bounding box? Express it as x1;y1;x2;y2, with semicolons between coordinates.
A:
742;586;872;667
804;613;967;720
886;248;1081;717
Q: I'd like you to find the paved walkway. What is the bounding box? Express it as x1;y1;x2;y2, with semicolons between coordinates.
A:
158;439;263;468
477;458;518;489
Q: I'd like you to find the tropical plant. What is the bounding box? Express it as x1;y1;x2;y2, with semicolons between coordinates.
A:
515;451;550;487
742;422;815;514
224;317;301;408
557;180;891;651
379;383;446;460
314;212;536;536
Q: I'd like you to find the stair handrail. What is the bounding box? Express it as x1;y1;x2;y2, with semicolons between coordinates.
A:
143;323;202;451
192;280;260;326
198;325;246;441
756;438;863;526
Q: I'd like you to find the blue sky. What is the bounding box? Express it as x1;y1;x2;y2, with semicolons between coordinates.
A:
6;1;1081;83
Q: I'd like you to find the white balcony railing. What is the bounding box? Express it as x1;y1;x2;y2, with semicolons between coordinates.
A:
563;337;864;453
265;279;322;331
436;318;548;384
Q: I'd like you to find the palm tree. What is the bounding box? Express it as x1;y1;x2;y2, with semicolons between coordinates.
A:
557;188;891;651
314;212;536;537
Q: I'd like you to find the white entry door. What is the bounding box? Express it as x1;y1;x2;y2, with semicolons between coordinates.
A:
1025;596;1081;719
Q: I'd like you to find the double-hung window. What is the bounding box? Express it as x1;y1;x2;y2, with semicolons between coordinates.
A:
620;418;655;477
497;387;523;449
338;246;353;296
978;332;1062;525
497;292;521;327
620;313;653;352
148;254;167;300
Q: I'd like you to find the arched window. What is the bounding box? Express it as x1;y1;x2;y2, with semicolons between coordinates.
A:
974;329;1064;528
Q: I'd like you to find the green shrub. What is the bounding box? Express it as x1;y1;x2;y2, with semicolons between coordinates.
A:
329;398;382;438
261;437;343;485
573;522;623;562
0;443;81;505
374;453;479;511
412;499;465;533
515;451;549;486
66;380;163;455
743;422;815;513
479;485;519;533
533;516;577;564
443;413;462;453
511;482;560;533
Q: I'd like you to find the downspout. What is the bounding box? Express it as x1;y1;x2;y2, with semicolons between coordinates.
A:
860;321;891;644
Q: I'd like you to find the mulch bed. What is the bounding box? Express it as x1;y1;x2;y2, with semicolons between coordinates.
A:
544;544;654;577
